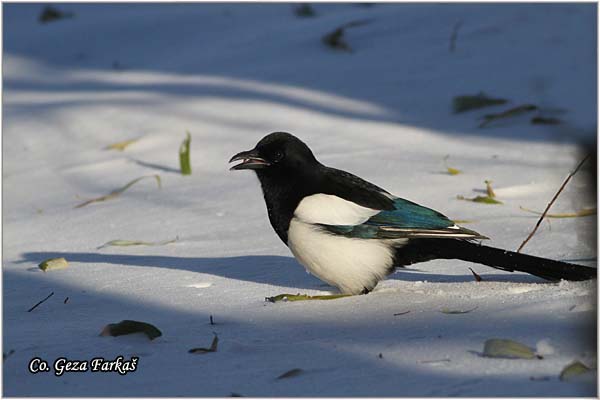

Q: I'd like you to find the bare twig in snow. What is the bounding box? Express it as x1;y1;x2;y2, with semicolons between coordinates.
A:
469;267;482;282
449;21;463;52
322;19;372;52
28;292;54;312
517;155;590;253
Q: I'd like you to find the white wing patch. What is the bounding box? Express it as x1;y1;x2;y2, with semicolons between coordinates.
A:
294;193;380;226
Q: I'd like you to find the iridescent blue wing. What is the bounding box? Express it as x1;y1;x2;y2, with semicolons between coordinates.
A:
320;198;487;240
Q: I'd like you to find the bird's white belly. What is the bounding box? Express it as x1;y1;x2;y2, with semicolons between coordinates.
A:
287;218;399;294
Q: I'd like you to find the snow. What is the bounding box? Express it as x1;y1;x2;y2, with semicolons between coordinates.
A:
2;2;597;396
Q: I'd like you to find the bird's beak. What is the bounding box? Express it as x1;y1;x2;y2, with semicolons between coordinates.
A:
229;149;271;171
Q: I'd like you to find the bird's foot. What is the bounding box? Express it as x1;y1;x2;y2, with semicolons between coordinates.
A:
265;293;352;303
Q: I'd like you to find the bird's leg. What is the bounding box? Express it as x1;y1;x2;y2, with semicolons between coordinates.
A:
265;293;353;302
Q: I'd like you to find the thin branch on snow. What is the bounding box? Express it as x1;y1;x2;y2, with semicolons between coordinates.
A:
449;21;463;52
517;154;590;253
27;292;54;312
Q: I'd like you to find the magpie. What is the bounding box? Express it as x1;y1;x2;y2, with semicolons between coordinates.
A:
229;132;596;295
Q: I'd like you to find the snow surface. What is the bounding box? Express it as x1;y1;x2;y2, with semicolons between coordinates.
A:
2;3;597;397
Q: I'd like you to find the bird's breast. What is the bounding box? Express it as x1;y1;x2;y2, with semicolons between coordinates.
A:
286;218;396;294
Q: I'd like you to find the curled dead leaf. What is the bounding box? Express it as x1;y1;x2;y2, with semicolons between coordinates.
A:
100;320;162;340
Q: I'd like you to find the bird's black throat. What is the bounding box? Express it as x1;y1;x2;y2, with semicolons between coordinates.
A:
254;166;316;244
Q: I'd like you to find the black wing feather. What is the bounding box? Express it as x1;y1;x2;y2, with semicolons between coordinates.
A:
320;167;395;211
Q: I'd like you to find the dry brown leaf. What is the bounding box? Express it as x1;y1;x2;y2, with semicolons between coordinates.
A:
75;175;161;208
100;320;162;340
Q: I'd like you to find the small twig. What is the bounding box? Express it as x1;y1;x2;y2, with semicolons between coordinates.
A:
469;267;482;282
3;350;15;361
484;180;496;198
479;104;538;128
210;315;215;325
420;358;451;364
321;19;372;52
276;368;304;380
449;21;463;52
28;292;54;312
517;155;590;253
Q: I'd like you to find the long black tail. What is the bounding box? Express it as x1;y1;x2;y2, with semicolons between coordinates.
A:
395;239;596;281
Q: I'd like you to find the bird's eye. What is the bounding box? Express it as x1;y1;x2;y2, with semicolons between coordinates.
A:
273;151;284;162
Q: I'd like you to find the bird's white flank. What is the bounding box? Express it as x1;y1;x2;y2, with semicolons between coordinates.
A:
287;218;404;294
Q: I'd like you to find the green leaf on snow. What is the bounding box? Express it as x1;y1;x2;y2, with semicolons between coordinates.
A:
189;333;219;354
38;257;68;272
180;131;192;175
483;338;537;359
97;237;178;249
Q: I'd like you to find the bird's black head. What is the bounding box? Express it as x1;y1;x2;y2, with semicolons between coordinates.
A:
229;132;318;176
